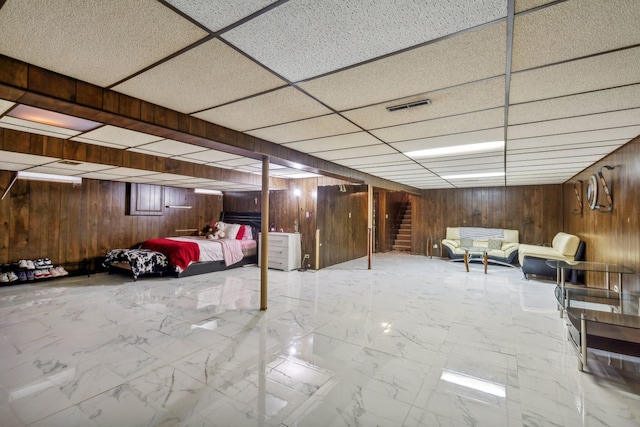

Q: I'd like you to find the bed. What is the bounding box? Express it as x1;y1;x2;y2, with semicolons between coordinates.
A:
104;212;261;280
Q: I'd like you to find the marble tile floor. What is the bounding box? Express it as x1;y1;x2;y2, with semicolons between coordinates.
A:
0;252;638;426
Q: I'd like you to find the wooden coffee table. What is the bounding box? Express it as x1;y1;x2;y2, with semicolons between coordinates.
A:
462;246;488;274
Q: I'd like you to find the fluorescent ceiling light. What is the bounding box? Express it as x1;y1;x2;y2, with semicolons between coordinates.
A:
405;141;504;159
17;171;82;184
440;369;506;398
194;188;223;195
165;205;192;209
8;105;101;131
442;172;505;180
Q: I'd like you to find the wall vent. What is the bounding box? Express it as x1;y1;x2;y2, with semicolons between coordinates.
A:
58;160;83;166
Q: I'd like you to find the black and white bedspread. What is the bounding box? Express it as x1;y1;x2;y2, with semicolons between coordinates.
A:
103;249;169;280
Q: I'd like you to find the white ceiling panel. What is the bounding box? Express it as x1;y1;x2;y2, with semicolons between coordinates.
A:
282;132;381;154
193;87;332;132
97;167;158;177
128;139;209;156
508;139;627;153
373;108;504;143
508;108;640;140
179;150;241;163
389;128;505;154
512;0;640;72
510;84;640;125
358;164;424;174
24;165;88;176
0;99;14;114
164;0;277;32
342;77;505;130
0;117;81;139
298;22;507;111
514;0;557;13
0;0;207;87
72;126;163;148
79;172;127;181
43;161;116;173
312;144;397;161
510;47;640;104
247;115;360;144
0;151;59;166
0;161;35;171
120;176;163;184
508;126;640;148
113;39;286;114
335;154;413;166
223;0;506;82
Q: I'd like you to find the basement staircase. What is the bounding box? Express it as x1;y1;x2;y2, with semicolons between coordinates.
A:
392;201;412;252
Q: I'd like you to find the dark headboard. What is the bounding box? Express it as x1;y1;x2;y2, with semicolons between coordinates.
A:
219;212;262;231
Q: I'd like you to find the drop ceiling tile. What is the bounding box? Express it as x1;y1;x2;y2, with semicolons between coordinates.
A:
121;176;162;184
0;0;207;87
515;0;557;13
215;158;258;167
509;84;640;125
179;150;241;163
113;39;286;114
98;167;158;177
72;126;163;148
312;144;397;161
358;162;423;172
0;161;38;171
24;165;86;176
144;173;193;181
130;139;209;156
334;154;412;167
508;126;640;147
193;87;332;132
0;117;81;139
342;77;505;130
510;47;640;104
0;99;15;114
508;108;640;139
223;0;506;82
282;132;380;154
512;0;640;72
79;172;127;181
165;0;276;32
508;138;628;153
507;150;606;163
298;22;507;111
389;128;505;153
0;151;59;166
44;160;116;172
247;115;360;144
373;108;504;143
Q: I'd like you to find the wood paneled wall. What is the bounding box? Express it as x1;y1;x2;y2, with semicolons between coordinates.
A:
563;136;640;292
0;171;222;271
412;185;563;256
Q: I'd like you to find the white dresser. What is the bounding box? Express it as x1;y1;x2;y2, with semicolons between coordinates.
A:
258;232;302;271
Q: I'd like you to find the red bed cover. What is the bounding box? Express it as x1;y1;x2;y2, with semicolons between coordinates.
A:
140;238;200;271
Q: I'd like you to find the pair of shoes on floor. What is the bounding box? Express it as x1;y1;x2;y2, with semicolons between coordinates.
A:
18;259;36;270
2;271;19;283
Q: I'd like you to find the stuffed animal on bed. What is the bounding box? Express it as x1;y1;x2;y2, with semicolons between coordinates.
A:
208;221;226;239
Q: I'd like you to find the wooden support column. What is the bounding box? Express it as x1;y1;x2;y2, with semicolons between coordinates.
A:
260;156;269;310
368;184;373;270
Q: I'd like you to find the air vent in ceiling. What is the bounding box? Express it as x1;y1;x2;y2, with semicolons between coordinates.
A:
58;160;83;166
386;99;431;112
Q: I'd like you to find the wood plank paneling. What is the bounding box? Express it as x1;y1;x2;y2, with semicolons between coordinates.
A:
563;136;640;292
0;171;222;273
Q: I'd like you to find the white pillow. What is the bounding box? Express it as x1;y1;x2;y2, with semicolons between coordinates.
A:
225;223;241;240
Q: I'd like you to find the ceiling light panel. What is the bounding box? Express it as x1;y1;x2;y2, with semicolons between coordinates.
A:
72;126;163;148
509;84;640;125
164;0;276;32
512;0;640;72
113;39;286;114
193;87;332;132
389;128;505;154
342;77;505;130
510;47;640;104
373;108;504;143
508;108;640;140
0;116;82;139
127;139;209;156
247;114;360;144
223;0;506;82
8;105;102;131
0;0;207;87
282;132;381;154
298;23;507;111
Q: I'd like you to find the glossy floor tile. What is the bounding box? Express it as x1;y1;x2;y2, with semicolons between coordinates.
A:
0;253;639;426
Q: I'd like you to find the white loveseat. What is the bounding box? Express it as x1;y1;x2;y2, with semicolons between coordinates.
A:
441;227;520;265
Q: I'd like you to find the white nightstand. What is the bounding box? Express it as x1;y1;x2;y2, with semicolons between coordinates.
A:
258;232;302;271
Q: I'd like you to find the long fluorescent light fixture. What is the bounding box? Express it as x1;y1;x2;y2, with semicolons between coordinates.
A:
440;369;506;398
8;105;101;131
194;188;223;195
442;172;505;180
17;171;82;184
405;141;504;159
